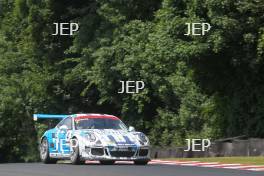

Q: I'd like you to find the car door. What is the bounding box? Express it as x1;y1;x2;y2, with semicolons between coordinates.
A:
56;117;73;156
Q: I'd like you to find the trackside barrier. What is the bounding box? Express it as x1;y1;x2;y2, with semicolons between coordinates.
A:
151;138;264;158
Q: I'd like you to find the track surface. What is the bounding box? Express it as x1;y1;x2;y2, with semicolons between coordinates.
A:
0;163;263;176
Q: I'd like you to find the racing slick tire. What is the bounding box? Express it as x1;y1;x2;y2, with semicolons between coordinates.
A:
40;137;57;164
134;160;149;165
70;138;85;165
99;160;115;165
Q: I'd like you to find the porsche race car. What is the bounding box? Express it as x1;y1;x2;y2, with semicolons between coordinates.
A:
34;113;150;165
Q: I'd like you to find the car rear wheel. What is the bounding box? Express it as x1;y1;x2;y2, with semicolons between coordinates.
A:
99;160;115;165
134;160;149;165
70;138;85;165
40;137;57;164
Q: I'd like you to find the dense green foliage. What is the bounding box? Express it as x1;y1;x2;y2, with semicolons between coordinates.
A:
0;0;263;162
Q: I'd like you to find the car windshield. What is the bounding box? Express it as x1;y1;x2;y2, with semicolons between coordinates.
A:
74;118;127;130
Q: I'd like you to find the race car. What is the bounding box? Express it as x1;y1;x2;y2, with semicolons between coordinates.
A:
34;113;150;165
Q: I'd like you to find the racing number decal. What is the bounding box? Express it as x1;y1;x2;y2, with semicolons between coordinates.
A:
57;130;71;154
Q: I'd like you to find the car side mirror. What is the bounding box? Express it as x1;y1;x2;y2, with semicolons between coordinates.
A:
59;125;68;131
128;126;135;132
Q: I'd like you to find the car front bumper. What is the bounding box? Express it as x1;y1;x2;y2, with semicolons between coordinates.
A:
81;145;150;161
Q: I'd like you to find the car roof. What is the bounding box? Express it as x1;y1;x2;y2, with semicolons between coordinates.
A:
72;113;120;120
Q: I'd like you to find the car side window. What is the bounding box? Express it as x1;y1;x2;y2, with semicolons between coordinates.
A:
57;117;72;130
64;117;72;130
56;120;64;128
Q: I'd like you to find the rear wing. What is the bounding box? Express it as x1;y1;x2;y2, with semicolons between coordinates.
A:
33;114;68;121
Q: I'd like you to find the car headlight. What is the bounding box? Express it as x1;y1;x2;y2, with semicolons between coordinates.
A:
86;133;96;142
96;139;102;145
136;133;149;145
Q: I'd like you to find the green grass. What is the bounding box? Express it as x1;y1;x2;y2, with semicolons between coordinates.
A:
162;157;264;165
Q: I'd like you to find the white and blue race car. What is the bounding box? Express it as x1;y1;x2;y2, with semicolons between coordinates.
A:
34;114;150;165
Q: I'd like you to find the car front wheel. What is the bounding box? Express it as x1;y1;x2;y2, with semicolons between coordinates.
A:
70;138;85;165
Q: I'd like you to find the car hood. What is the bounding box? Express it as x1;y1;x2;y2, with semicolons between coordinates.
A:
79;129;140;146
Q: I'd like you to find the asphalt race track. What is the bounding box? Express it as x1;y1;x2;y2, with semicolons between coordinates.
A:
0;163;263;176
